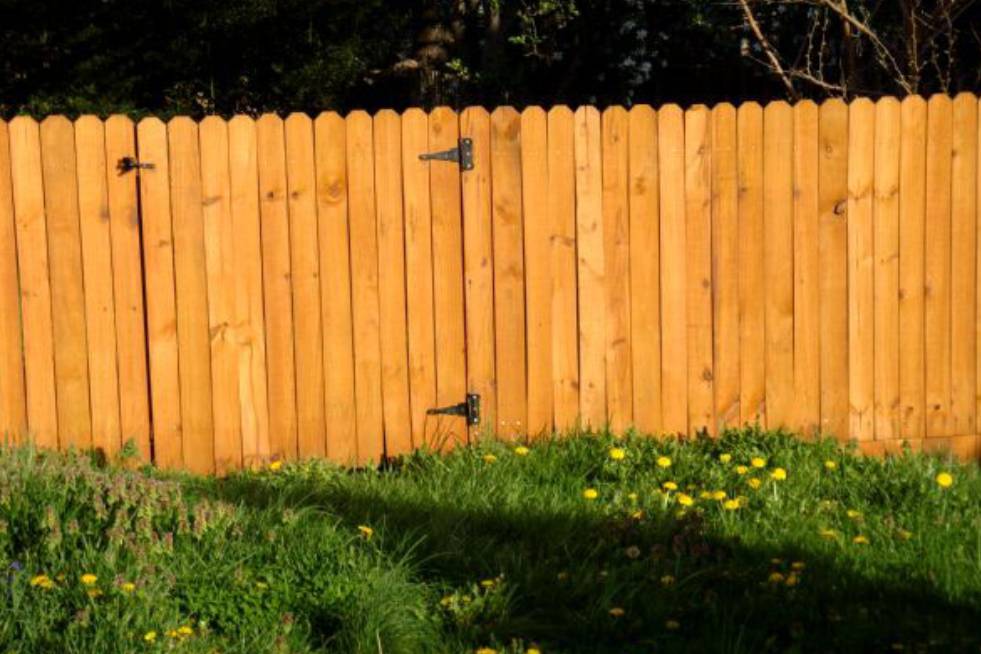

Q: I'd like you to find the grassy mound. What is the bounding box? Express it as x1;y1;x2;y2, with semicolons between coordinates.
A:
2;428;980;653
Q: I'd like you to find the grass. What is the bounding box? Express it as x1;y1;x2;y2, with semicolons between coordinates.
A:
2;427;981;653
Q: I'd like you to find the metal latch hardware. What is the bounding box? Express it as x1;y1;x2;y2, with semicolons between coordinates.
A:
427;393;481;426
419;138;474;170
117;157;155;174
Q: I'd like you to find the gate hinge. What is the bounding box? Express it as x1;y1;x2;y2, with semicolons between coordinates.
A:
117;157;155;174
427;393;481;426
419;138;474;171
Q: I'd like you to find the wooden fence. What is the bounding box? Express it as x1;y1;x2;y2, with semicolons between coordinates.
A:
0;93;979;472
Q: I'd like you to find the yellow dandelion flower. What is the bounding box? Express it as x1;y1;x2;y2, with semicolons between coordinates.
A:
785;573;800;587
747;478;762;489
176;626;193;636
897;528;913;541
660;574;675;587
357;525;374;540
30;575;54;589
609;607;625;617
627;492;638;502
526;648;542;654
853;535;870;545
80;573;98;586
770;467;787;481
143;631;157;643
665;619;680;630
710;490;727;501
630;510;644;520
120;581;136;593
656;456;672;468
676;493;694;507
480;579;496;589
268;460;283;471
768;572;785;584
482;454;498;464
475;648;497;654
86;588;103;598
722;499;740;510
818;527;838;540
791;561;806;571
735;465;749;475
824;460;838;470
750;457;766;468
719;453;732;464
936;472;953;488
514;446;530;456
846;509;862;520
582;488;599;500
662;481;678;491
609;447;626;461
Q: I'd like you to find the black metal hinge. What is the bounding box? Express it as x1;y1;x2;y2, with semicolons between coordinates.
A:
117;157;155;174
419;138;474;171
427;393;481;426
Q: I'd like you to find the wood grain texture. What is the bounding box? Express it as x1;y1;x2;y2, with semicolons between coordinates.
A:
762;102;794;431
40;116;91;450
818;99;849;441
685;106;714;435
429;108;468;447
847;99;876;441
491;107;528;439
949;93;977;436
346;111;384;463
106;115;151;460
522;107;553;436
199;116;242;472
460;107;497;436
256;114;297;461
314;112;357;464
168;117;214;473
737;103;765;427
285;113;327;459
627;105;661;435
0;121;27;441
898;96;927;440
872;98;902;441
793;101;820;435
372;110;412;456
227;116;270;468
924;95;953;438
137;117;182;468
602;106;633;432
574;106;606;429
401;109;437;451
712;103;739;432
657;105;687;435
548;106;580;432
74;116;121;455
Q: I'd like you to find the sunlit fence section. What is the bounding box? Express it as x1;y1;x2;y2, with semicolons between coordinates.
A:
0;93;978;471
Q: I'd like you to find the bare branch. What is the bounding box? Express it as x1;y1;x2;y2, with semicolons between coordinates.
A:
738;0;801;99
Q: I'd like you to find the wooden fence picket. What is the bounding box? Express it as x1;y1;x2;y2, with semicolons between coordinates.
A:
0;121;27;441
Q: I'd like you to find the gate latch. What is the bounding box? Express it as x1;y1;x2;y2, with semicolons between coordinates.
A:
419;138;474;171
117;157;155;174
427;393;481;426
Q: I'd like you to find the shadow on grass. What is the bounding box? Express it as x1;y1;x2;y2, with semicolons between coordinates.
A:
202;472;981;654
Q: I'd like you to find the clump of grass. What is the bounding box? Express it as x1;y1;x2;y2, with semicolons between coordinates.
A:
2;428;981;652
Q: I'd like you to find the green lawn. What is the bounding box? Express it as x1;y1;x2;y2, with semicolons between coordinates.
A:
2;428;980;653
